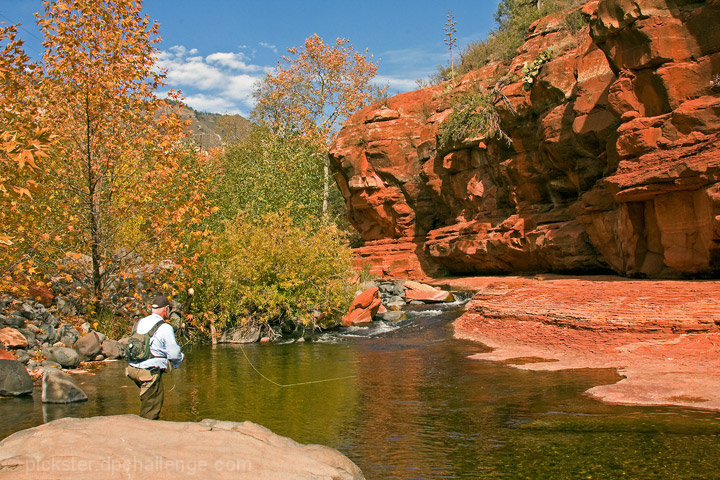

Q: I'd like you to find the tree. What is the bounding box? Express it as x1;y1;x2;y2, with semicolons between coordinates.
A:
0;24;49;291
213;127;324;224
444;10;458;81
34;0;202;302
252;34;386;215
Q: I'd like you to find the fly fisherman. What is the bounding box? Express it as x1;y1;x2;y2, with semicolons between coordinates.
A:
125;295;184;420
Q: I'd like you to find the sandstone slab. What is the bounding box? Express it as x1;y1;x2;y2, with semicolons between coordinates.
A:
449;275;720;411
0;415;365;480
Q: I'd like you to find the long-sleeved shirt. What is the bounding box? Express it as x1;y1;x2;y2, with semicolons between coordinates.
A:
128;313;184;370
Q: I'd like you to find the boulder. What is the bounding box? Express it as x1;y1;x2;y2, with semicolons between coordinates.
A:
41;369;88;404
57;324;80;340
73;331;101;360
0;416;365;479
404;282;455;303
0;359;33;396
342;287;382;326
218;323;262;344
0;327;28;349
15;350;30;364
18;329;36;349
101;339;124;359
35;324;59;345
3;314;25;329
42;346;81;368
18;303;34;320
55;297;76;316
0;349;15;361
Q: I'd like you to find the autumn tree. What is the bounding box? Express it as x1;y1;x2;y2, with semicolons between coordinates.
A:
0;24;49;292
252;34;386;215
34;0;209;304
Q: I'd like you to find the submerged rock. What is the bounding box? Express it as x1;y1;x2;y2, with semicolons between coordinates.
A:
41;369;88;404
0;415;365;479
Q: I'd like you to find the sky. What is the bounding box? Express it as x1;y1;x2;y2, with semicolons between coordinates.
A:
1;0;501;116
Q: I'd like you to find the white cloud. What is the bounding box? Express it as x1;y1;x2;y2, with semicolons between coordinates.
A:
206;52;264;73
259;41;278;53
373;75;419;93
183;94;244;115
155;44;271;114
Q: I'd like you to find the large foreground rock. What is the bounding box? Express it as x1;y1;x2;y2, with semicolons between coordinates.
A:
0;360;32;396
0;415;365;479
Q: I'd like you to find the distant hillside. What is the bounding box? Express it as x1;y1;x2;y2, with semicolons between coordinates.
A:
165;101;252;149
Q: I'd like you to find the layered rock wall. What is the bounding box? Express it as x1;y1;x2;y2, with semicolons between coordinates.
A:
329;0;720;278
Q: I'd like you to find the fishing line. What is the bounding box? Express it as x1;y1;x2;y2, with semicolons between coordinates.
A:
239;344;356;387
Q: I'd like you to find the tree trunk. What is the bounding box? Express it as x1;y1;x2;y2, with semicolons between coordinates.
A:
322;160;330;216
85;89;102;299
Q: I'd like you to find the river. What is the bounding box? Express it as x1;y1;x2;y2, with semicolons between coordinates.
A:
4;297;720;478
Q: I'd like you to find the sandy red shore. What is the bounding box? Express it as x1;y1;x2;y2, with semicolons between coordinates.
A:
432;275;720;411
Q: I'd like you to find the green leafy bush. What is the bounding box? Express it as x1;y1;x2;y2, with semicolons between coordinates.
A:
439;89;511;148
212;127;325;225
193;211;356;334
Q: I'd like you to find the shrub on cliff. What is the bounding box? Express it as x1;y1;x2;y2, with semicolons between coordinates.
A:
192;211;355;336
434;0;586;81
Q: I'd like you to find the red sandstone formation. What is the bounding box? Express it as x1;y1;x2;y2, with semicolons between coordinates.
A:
445;275;720;410
342;287;382;326
330;0;720;279
403;280;455;303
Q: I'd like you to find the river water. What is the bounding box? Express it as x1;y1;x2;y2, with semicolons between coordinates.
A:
4;297;720;478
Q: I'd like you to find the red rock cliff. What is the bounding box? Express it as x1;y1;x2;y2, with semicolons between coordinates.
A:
329;0;720;279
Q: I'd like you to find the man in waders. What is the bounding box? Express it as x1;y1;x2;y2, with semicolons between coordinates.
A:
125;296;184;420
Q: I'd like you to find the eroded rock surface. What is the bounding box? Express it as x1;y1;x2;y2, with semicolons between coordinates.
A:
449;275;720;410
0;415;365;480
330;0;720;278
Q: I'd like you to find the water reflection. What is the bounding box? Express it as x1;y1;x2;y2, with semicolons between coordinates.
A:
3;304;720;479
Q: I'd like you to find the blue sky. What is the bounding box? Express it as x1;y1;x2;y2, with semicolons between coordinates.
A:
1;0;500;116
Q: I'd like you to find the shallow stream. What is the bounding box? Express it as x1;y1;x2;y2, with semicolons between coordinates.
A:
4;297;720;478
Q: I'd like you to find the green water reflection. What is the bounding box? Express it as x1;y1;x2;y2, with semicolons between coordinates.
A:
4;307;720;479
